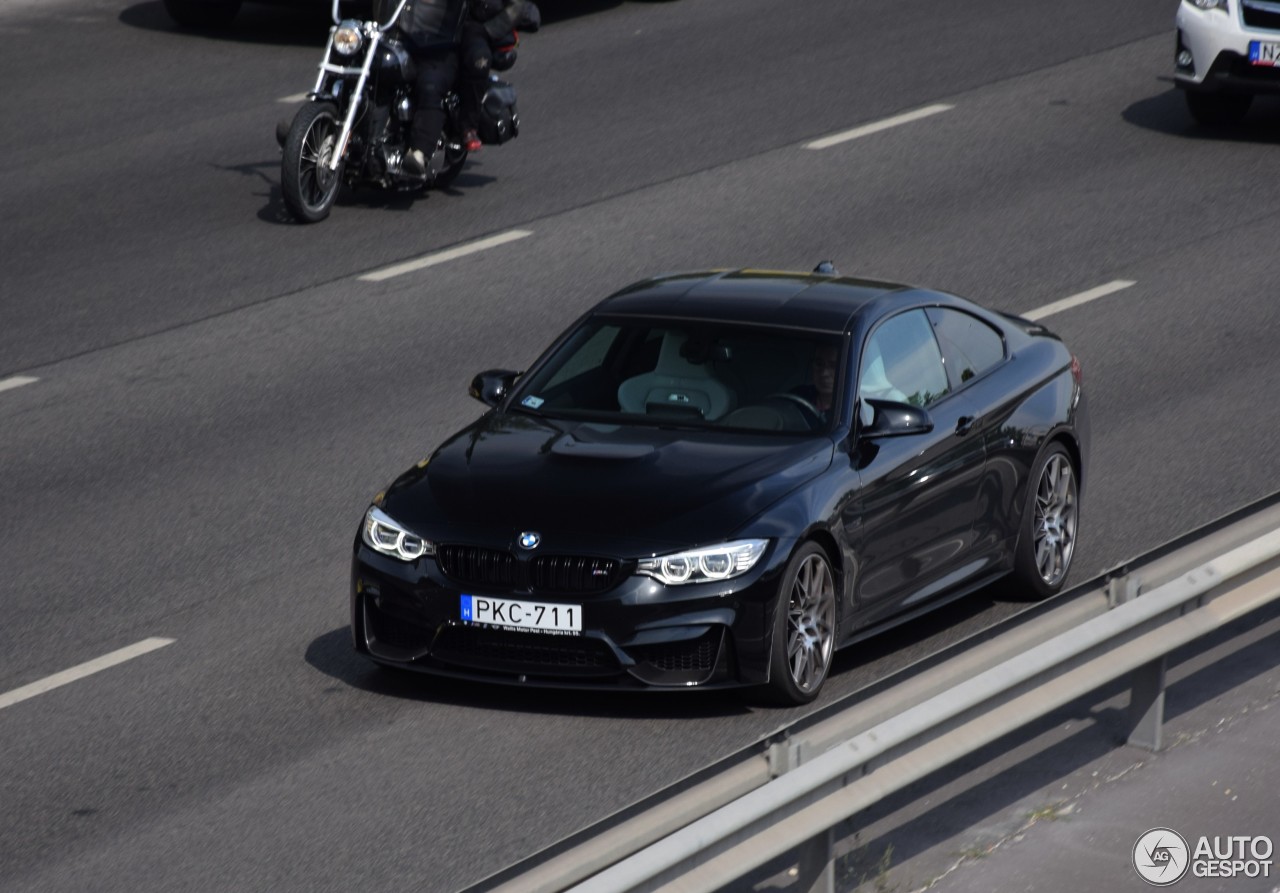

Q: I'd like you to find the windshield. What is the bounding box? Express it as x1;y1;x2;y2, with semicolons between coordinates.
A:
510;317;846;434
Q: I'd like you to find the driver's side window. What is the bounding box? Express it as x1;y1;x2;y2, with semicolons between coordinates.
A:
858;310;949;415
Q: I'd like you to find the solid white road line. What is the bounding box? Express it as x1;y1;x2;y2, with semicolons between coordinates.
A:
359;229;534;282
0;375;38;394
1024;280;1137;321
277;93;310;104
804;104;955;150
0;638;176;711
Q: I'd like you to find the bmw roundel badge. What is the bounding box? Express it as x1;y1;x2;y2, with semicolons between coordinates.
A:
518;531;541;550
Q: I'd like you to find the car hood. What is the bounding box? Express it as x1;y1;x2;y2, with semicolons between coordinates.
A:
381;412;834;554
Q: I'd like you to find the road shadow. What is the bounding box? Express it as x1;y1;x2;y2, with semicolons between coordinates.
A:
119;0;636;43
304;626;754;719
1123;85;1280;144
304;579;1010;719
119;0;335;46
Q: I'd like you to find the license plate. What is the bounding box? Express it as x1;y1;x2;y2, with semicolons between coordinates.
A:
460;595;582;634
1249;40;1280;67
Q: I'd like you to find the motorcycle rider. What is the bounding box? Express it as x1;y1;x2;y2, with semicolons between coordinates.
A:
391;0;463;178
390;0;530;178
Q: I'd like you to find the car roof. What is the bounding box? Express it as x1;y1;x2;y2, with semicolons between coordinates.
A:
593;269;916;332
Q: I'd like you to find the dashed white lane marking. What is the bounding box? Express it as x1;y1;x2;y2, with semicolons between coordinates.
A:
0;638;175;711
1025;280;1137;321
277;93;310;104
359;229;534;282
0;375;38;394
804;103;955;150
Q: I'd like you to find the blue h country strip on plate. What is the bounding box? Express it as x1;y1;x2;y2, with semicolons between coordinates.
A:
460;595;474;621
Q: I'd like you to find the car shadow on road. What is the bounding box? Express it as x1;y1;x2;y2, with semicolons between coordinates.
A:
119;1;333;45
118;0;633;44
303;626;756;719
1122;86;1280;144
303;578;1011;720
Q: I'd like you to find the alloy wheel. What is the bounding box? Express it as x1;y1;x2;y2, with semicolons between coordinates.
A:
1033;453;1077;586
786;553;835;693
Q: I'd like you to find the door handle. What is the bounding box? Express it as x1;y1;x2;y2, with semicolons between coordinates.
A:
955;416;975;436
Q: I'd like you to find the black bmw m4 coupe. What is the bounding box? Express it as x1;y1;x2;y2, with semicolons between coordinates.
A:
351;267;1089;704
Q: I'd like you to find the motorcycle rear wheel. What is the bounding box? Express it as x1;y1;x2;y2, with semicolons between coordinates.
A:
429;137;469;190
282;102;345;224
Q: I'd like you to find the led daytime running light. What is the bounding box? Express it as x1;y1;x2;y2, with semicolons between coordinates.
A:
638;539;768;586
362;506;435;562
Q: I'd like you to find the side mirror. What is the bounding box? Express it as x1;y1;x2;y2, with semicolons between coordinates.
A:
859;398;934;439
469;369;520;407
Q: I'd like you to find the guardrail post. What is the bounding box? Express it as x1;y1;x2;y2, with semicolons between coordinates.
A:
787;828;835;893
1108;573;1141;607
1126;656;1167;752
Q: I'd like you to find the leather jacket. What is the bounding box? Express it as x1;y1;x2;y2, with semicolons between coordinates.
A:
392;0;467;52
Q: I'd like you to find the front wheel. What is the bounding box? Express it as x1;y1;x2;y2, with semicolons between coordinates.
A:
764;542;837;705
282;102;345;224
1009;443;1078;600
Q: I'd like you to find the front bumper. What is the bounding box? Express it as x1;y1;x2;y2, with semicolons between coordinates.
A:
1175;2;1280;93
349;539;790;691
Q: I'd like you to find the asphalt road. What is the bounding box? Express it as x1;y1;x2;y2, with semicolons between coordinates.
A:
2;0;1279;891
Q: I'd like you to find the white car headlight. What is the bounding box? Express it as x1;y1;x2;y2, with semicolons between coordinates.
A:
638;539;768;586
1188;0;1227;10
362;506;434;562
334;22;363;56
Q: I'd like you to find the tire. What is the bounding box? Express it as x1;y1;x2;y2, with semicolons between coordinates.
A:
1185;90;1252;127
282;102;345;224
764;542;837;705
163;0;240;28
430;140;469;190
1008;442;1078;601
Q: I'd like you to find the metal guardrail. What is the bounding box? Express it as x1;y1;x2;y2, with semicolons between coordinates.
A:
463;492;1280;893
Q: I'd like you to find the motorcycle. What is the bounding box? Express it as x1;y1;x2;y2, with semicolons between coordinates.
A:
279;0;522;224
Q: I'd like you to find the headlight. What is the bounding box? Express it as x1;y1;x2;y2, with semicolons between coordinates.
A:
1188;0;1226;10
333;21;363;56
361;506;434;562
637;539;768;586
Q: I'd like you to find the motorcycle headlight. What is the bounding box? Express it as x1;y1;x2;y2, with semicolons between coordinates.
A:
361;506;434;562
334;21;363;56
637;539;768;586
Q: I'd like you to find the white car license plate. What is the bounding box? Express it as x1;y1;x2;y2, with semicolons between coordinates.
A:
1249;41;1280;67
460;595;582;634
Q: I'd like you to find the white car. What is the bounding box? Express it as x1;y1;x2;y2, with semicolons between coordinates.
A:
1175;0;1280;124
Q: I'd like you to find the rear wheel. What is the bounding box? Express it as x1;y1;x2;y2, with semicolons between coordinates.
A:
430;139;469;189
765;542;836;705
163;0;241;28
282;102;345;224
1009;443;1078;600
1185;90;1252;127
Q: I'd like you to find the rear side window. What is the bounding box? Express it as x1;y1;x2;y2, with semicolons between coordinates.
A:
925;308;1005;389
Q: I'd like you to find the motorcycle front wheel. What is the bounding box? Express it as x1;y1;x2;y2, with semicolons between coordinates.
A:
282;102;345;223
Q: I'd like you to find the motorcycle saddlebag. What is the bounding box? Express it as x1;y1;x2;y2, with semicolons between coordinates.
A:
479;80;519;145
